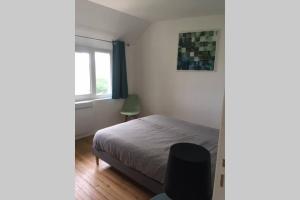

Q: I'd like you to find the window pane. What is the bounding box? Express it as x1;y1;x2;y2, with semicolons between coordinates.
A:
75;52;91;96
95;52;112;95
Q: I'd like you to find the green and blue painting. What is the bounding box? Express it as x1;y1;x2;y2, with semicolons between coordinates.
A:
177;31;217;71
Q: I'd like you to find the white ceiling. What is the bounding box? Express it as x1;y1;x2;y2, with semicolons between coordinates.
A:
76;0;149;44
88;0;224;22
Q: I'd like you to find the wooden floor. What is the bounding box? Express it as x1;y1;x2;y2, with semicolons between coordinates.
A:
75;136;154;200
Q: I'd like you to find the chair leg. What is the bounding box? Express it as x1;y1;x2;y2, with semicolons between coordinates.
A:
95;156;99;166
124;115;128;122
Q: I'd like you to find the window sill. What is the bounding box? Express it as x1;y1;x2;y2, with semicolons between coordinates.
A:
75;100;93;110
75;97;112;110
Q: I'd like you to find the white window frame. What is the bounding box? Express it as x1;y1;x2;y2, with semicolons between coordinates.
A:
75;45;112;102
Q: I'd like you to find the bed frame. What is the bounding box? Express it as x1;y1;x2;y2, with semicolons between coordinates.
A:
94;150;164;194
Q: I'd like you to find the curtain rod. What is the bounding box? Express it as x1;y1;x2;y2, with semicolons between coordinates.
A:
75;35;130;46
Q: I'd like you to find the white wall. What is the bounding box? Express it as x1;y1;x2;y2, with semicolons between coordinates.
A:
213;99;225;200
75;99;124;139
134;15;224;128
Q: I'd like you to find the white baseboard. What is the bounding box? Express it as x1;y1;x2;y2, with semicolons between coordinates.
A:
75;132;95;140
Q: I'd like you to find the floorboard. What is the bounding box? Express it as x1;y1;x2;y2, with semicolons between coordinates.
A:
75;136;154;200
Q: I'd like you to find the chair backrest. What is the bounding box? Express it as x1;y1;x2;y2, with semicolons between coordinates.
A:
121;94;140;114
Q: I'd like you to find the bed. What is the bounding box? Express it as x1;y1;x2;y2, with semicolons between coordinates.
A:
92;115;219;194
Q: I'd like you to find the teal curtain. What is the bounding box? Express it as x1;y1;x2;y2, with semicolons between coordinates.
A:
112;40;128;99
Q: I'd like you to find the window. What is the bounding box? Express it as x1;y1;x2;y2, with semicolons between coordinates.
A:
95;52;112;96
75;46;112;101
75;52;90;96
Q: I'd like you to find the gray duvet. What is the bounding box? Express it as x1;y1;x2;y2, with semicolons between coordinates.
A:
93;115;219;184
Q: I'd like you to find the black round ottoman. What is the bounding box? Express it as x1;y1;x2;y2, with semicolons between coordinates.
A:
164;143;211;200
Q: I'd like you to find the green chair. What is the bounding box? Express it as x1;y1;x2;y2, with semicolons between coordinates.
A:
120;94;141;121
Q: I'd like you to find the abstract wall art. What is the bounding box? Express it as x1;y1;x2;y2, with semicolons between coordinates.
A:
177;30;218;71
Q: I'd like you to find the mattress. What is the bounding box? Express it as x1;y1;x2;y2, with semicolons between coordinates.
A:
92;115;219;184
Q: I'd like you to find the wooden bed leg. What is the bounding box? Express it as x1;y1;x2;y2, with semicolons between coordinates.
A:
95;156;99;166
